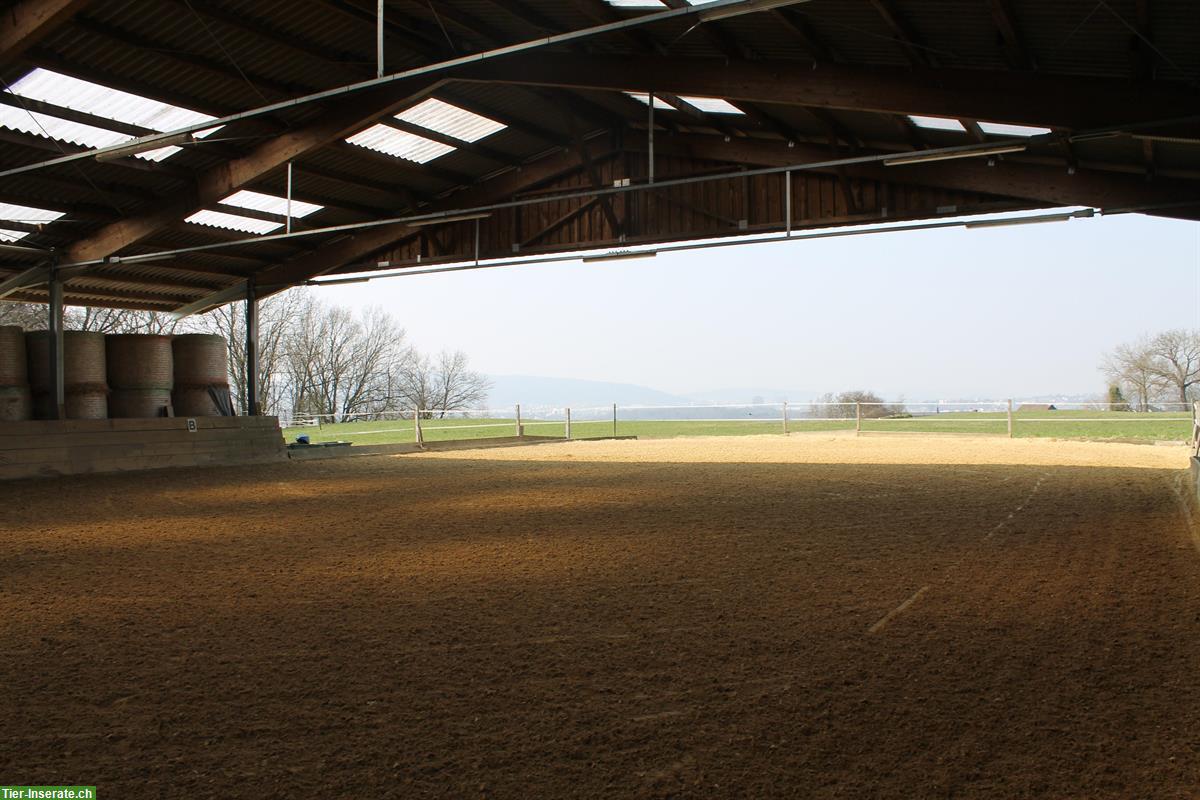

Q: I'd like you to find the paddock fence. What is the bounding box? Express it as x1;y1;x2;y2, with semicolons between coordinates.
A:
280;400;1194;447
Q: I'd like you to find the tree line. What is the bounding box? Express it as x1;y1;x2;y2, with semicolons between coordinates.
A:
1102;329;1200;411
0;289;490;420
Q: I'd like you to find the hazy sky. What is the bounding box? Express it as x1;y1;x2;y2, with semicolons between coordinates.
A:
318;212;1200;401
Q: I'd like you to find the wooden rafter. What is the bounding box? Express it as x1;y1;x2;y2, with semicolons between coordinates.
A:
448;53;1198;133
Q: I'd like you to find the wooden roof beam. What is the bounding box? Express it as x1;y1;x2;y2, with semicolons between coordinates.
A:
988;0;1035;71
868;0;938;67
447;53;1200;133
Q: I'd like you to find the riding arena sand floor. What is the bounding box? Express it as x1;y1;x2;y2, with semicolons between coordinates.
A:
2;432;1199;798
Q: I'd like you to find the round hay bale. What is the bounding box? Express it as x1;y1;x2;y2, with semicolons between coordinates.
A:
66;389;108;420
108;388;172;419
0;384;32;422
0;325;27;387
27;330;107;393
172;386;222;417
106;334;173;391
172;334;228;387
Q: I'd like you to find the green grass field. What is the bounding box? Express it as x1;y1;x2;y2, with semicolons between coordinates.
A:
283;410;1192;447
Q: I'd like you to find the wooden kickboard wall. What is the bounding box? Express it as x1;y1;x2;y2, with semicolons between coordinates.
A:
0;416;286;480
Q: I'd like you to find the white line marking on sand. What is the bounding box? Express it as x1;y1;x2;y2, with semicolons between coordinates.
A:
867;586;930;635
869;472;1049;634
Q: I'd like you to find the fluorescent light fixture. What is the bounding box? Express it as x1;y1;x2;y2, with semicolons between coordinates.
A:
311;276;373;285
581;250;658;263
883;143;1026;166
977;121;1052;137
907;115;967;132
965;209;1094;229
405;212;492;226
94;132;194;161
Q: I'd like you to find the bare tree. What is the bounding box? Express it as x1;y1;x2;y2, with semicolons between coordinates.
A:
282;302;410;421
1146;329;1200;406
1102;336;1163;412
194;289;308;414
814;390;905;419
0;301;45;329
395;350;490;418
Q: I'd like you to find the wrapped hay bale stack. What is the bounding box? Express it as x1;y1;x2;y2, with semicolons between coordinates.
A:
172;334;232;416
0;325;32;422
27;330;109;419
105;334;173;418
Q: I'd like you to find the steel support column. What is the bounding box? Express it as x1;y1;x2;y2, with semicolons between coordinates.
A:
47;262;65;420
245;278;259;416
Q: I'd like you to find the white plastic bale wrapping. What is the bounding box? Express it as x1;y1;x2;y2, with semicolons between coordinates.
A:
172;334;229;417
0;325;27;387
106;335;174;391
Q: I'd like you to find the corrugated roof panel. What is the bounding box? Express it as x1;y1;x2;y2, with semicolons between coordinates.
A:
222;190;323;219
2;68;220;161
0;200;65;242
346;124;455;164
397;98;506;144
184;209;281;235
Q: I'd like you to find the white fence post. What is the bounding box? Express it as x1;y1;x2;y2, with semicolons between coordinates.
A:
782;400;789;434
414;407;423;444
1007;399;1014;439
612;403;618;438
855;402;862;436
516;404;522;437
565;407;572;440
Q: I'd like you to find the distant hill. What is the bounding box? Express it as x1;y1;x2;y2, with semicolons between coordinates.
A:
686;386;820;404
486;375;691;410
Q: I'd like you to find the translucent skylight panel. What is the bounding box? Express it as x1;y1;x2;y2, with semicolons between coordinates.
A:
977;121;1053;137
625;92;674;110
2;68;219;161
346;123;454;163
222;190;322;219
185;209;281;235
677;96;744;114
396;98;505;144
0;201;64;242
908;115;967;132
606;0;666;6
